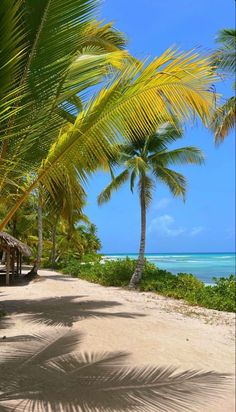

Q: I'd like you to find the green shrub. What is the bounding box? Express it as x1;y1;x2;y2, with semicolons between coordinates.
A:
81;253;102;263
61;257;236;312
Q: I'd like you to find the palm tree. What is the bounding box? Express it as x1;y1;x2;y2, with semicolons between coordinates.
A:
98;123;204;288
0;0;130;219
211;29;236;143
0;48;217;231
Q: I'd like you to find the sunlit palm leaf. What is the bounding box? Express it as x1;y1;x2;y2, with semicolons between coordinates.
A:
0;49;217;229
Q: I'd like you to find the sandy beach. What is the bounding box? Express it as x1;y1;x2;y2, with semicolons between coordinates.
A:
0;269;235;411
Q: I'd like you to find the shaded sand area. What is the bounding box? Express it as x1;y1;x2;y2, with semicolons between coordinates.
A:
0;269;235;411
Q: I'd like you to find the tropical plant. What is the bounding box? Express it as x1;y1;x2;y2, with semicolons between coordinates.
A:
98;123;204;287
0;47;218;231
0;0;129;223
211;29;236;143
0;327;229;411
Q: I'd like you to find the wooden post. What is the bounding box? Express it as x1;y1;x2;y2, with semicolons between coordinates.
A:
16;250;19;276
20;253;22;275
6;246;10;286
11;249;15;277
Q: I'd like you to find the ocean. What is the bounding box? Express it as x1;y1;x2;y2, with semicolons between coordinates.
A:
102;253;236;284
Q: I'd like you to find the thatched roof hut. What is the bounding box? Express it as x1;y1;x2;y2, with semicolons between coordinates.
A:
0;232;31;285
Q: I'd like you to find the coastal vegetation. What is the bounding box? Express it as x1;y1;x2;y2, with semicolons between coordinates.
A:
61;258;236;313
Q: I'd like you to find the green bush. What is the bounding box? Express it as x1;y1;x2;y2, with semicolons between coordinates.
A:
61;257;236;312
81;253;102;263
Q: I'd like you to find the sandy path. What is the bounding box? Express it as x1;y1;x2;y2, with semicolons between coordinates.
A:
0;269;235;411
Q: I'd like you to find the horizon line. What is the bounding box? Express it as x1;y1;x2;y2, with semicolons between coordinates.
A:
101;251;235;255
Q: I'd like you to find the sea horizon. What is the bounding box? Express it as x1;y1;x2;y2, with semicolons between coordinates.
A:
102;252;236;284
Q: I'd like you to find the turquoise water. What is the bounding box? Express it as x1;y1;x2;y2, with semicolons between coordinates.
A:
103;253;236;284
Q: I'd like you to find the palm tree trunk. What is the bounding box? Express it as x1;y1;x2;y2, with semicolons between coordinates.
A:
50;217;58;269
28;191;43;275
35;191;43;272
129;179;146;288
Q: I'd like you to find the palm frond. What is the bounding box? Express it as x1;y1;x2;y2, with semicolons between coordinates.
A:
152;146;205;166
153;166;187;200
81;20;128;51
0;48;217;228
211;97;236;143
98;170;130;205
130;169;137;192
213;29;236;74
0;0;26;128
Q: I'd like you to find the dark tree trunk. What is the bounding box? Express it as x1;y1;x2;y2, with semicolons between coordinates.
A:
129;179;146;288
28;191;43;275
50;218;58;269
12;215;17;238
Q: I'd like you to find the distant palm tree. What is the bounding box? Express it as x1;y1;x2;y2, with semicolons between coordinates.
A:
211;29;236;143
98;123;204;288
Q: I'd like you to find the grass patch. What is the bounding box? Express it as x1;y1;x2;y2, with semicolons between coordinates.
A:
61;258;236;313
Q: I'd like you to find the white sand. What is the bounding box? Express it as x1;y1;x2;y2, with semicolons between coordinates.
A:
0;269;235;411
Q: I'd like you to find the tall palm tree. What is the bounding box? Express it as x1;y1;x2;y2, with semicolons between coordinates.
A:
211;29;236;143
98;123;204;288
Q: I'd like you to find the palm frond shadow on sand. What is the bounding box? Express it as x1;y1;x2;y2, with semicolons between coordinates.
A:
1;295;145;327
0;327;230;412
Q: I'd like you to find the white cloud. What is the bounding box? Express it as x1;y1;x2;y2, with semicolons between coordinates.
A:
148;214;186;237
153;197;171;211
189;226;205;237
148;215;205;238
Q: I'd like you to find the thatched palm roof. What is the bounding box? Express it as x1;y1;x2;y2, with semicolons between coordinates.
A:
0;232;31;256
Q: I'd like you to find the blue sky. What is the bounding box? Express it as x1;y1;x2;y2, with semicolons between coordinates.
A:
85;0;235;253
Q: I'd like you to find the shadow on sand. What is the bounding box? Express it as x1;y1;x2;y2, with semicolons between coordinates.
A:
0;327;230;412
0;295;145;328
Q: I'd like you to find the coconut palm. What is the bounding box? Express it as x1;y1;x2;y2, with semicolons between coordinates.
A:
211;29;236;143
0;0;130;213
0;48;218;231
98;123;204;288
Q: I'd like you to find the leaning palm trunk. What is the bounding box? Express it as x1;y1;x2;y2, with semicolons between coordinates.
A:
129;179;146;288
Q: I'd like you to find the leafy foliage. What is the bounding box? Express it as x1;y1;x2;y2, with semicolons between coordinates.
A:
0;0;130;228
0;44;218;229
211;28;236;142
62;258;236;312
